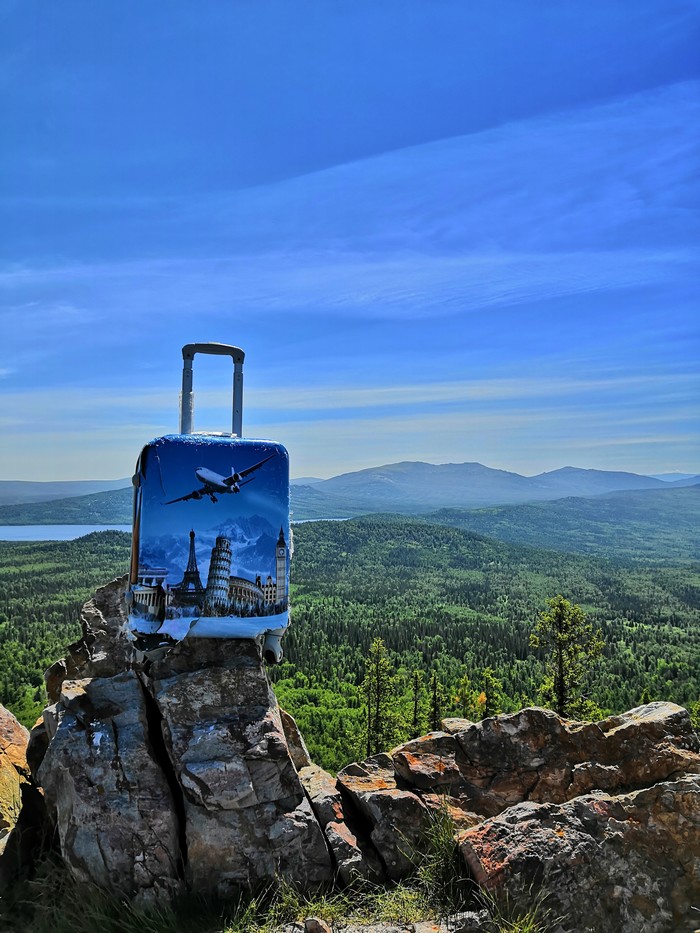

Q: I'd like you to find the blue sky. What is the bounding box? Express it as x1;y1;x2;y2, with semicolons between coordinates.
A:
1;0;698;480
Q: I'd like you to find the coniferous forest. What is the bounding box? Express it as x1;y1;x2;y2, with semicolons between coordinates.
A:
0;517;698;772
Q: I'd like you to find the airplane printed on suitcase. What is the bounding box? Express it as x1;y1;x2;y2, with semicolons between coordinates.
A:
127;343;290;663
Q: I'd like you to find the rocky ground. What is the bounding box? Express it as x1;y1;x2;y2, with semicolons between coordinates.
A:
1;576;699;932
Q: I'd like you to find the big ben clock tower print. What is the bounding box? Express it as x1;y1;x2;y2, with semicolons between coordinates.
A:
276;527;288;608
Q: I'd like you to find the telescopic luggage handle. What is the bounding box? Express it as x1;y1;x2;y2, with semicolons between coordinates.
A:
179;343;245;436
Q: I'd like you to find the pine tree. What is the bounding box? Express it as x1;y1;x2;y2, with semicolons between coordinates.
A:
429;671;447;731
454;672;478;720
410;669;426;737
530;595;603;717
362;637;400;756
480;667;505;717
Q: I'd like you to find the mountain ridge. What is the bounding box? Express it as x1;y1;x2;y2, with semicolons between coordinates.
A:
1;462;699;526
425;484;700;564
0;478;132;507
306;461;700;514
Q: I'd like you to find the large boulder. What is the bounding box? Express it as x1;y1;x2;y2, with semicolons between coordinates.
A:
459;774;700;933
393;704;700;816
33;578;334;902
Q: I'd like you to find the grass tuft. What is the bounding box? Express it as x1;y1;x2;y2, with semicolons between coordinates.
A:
413;798;474;916
1;846;560;933
480;885;563;933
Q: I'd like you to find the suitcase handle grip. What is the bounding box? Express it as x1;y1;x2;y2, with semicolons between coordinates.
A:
180;343;245;436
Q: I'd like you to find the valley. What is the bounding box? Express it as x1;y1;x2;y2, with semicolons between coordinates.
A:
1;509;697;772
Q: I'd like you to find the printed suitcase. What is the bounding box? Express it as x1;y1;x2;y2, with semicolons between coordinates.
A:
127;343;290;663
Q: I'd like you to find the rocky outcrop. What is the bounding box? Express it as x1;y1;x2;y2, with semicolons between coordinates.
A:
393;703;700;817
31;577;334;903
299;763;384;884
459;774;700;933
331;703;700;931
21;574;700;931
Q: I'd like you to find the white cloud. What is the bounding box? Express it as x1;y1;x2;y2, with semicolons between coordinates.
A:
1;249;694;332
3;369;696;428
1;395;696;481
2;82;698;329
1;81;697;478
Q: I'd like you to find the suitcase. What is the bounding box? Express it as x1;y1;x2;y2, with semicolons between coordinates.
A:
127;342;290;663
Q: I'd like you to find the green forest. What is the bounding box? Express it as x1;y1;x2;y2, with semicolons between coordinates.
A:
426;485;700;564
1;517;698;771
0;532;132;724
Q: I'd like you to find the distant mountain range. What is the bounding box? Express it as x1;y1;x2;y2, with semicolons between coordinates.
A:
290;462;700;519
0;461;697;526
425;485;700;564
0;478;131;506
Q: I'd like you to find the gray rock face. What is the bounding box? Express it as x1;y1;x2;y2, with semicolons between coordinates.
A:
37;673;182;903
148;638;331;893
32;577;333;902
459;775;700;933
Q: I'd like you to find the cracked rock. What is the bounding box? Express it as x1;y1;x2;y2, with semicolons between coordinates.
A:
37;670;182;904
336;754;428;879
458;775;700;933
394;704;700;817
148;635;333;894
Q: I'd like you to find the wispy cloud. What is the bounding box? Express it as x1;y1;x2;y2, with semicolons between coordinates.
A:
1;250;695;335
1;81;697;478
2;369;696;481
4;369;697;422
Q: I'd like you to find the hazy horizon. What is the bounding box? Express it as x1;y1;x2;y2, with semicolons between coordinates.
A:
0;459;698;486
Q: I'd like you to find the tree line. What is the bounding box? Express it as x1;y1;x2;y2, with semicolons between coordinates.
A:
1;519;698;772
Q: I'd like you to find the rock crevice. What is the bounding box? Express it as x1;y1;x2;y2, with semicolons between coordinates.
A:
136;671;188;879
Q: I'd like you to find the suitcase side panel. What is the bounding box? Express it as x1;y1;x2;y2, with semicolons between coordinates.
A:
128;434;290;642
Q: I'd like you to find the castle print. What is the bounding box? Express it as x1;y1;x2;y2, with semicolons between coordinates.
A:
132;526;289;624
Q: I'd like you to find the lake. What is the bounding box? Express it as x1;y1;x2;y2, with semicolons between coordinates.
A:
0;519;346;541
0;525;131;541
